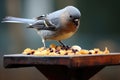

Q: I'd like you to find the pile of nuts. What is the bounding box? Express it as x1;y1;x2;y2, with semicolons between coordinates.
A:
22;44;110;56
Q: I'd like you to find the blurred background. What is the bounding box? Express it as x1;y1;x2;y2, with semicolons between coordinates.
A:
0;0;120;80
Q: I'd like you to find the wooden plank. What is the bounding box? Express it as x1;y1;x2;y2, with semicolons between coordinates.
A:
3;53;120;68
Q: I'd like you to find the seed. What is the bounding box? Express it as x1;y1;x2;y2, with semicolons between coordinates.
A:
27;53;31;55
64;52;68;55
88;52;92;54
95;51;98;54
55;50;61;54
50;44;56;48
31;51;35;54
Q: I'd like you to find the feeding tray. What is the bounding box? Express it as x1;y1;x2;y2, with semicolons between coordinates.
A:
3;53;120;80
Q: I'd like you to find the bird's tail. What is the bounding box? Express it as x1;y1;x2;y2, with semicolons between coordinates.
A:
2;16;36;25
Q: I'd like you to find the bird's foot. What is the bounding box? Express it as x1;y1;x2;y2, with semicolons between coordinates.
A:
58;41;71;50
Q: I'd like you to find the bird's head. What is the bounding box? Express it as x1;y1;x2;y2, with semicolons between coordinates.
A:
65;6;81;27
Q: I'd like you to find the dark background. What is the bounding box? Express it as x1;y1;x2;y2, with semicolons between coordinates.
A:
0;0;120;80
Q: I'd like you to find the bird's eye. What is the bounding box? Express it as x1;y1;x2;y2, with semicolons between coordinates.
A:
70;15;72;18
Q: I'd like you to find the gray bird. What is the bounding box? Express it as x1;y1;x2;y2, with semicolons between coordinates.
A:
2;6;81;48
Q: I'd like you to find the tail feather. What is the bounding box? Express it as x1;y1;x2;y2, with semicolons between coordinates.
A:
2;16;35;25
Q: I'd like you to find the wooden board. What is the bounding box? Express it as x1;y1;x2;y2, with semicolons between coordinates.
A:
3;53;120;68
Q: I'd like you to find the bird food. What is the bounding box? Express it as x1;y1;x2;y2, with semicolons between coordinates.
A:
22;44;110;56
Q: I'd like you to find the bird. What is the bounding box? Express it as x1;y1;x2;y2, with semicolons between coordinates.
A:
2;6;81;48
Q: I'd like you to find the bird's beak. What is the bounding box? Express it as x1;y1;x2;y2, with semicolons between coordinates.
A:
73;19;79;26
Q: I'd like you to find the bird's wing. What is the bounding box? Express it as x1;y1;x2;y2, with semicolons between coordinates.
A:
28;18;57;31
36;15;46;20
